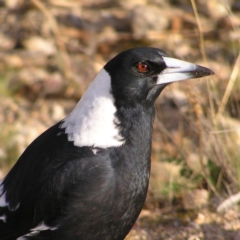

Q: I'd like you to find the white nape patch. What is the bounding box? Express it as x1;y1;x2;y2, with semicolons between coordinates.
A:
157;57;198;84
60;69;125;148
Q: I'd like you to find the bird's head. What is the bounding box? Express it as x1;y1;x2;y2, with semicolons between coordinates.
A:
104;47;214;107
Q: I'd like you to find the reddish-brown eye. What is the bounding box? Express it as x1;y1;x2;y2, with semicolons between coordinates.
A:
137;62;149;73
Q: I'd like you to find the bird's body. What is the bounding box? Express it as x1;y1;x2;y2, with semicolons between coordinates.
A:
0;47;213;240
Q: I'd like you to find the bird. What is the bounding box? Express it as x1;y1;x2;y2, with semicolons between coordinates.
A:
0;47;214;240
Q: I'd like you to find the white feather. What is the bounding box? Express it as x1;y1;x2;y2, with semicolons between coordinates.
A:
60;69;125;148
0;180;19;211
17;222;58;240
31;222;51;231
0;180;7;208
0;214;6;222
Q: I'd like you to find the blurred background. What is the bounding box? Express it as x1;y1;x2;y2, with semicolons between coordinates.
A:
0;0;240;239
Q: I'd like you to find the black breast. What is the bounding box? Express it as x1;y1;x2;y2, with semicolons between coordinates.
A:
54;106;154;240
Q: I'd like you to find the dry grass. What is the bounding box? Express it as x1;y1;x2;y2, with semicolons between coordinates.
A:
188;0;240;200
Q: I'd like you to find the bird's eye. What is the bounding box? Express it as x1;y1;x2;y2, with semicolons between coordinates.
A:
136;62;149;73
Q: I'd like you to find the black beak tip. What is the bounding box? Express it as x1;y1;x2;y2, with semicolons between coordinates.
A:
194;65;215;78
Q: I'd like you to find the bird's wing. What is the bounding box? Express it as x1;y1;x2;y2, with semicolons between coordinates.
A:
0;121;113;239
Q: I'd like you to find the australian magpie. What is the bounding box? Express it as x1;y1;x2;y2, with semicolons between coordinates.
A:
0;47;214;240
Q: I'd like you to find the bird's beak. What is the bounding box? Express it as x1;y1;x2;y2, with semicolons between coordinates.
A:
156;57;214;85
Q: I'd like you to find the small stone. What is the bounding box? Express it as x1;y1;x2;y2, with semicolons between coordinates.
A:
131;5;169;35
51;104;65;122
43;73;65;96
0;33;16;51
183;189;209;210
5;0;24;9
23;36;56;56
186;153;207;174
116;0;147;10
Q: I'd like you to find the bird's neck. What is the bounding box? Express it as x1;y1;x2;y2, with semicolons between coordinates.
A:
109;104;154;205
116;103;155;145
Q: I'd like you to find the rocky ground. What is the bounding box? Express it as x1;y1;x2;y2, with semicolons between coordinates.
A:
1;0;240;239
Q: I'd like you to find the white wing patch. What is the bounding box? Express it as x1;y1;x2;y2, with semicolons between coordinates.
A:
0;180;8;210
0;192;7;208
60;68;125;148
0;180;20;221
17;232;39;240
0;214;6;223
0;180;8;223
17;222;58;239
31;222;51;231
